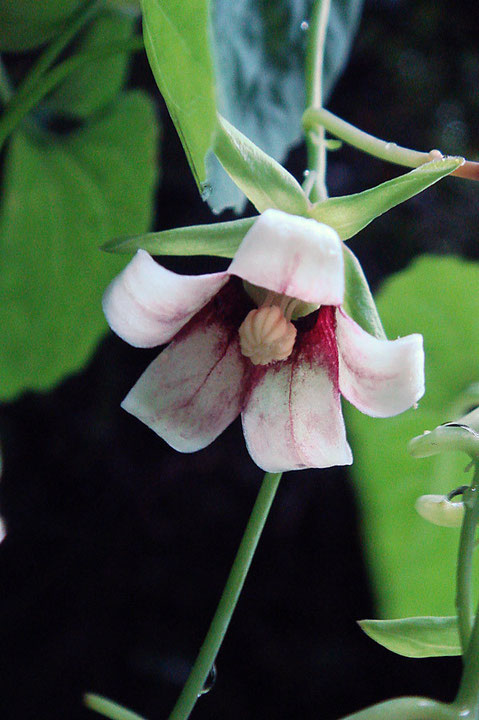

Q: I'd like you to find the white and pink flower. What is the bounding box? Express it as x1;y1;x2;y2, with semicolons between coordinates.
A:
103;209;424;472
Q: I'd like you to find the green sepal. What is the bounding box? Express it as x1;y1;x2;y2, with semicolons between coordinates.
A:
309;157;464;240
102;217;255;257
342;247;386;339
141;0;216;189
359;616;463;658
213;115;309;216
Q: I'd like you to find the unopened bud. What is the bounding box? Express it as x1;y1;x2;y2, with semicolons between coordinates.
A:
415;494;464;528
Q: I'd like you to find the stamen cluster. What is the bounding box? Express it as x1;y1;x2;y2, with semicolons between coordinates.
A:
238;292;299;365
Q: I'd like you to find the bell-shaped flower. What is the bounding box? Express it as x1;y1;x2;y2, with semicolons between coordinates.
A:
103;209;424;472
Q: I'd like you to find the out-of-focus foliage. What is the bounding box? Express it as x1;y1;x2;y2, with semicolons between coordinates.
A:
346;255;479;617
0;92;158;400
44;8;136;119
0;0;83;51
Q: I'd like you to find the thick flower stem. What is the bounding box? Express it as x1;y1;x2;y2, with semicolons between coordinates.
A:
304;0;331;202
168;471;282;720
302;106;479;181
456;471;479;654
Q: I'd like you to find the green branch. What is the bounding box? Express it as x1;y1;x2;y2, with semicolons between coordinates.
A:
304;0;331;202
303;106;479;181
168;472;282;720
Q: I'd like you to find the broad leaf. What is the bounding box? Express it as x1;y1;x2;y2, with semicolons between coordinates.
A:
44;8;135;119
342;247;385;339
140;0;216;189
214;117;309;215
0;91;158;400
309;157;463;239
359;616;462;658
103;217;255;257
345;256;479;617
208;0;364;212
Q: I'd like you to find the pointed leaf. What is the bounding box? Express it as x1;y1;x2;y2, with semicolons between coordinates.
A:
103;217;255;257
309;157;464;240
214;115;309;215
342;247;386;339
359;616;462;658
0;91;158;400
141;0;216;189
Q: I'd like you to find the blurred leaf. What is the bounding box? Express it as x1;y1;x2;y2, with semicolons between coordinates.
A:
214;116;309;215
44;8;135;119
0;0;83;51
309;157;463;240
345;255;479;617
342;246;385;339
0;91;158;400
141;0;216;189
359;616;462;658
208;0;364;213
103;217;254;256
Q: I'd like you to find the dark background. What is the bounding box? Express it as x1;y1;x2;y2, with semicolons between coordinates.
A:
1;0;478;717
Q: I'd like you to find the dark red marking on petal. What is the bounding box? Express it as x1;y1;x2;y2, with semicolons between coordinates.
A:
295;305;339;389
165;278;253;413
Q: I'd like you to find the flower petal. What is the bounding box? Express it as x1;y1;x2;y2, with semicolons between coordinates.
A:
242;309;352;472
228;209;344;305
336;309;425;417
121;308;246;452
103;249;229;347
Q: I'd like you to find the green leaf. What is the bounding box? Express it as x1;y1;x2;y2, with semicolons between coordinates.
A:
140;0;216;189
44;8;135;119
359;616;462;658
103;217;255;257
345;255;479;617
309;157;463;240
207;0;364;213
0;91;158;400
214;116;309;215
342;247;386;339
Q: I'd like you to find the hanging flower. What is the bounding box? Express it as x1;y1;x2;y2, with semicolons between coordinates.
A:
103;209;424;472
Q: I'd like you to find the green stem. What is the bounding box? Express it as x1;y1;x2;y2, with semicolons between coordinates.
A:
0;36;143;150
302;106;479;182
84;694;147;720
456;475;479;653
0;57;13;104
304;0;331;202
168;472;282;720
455;467;479;715
339;697;455;720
